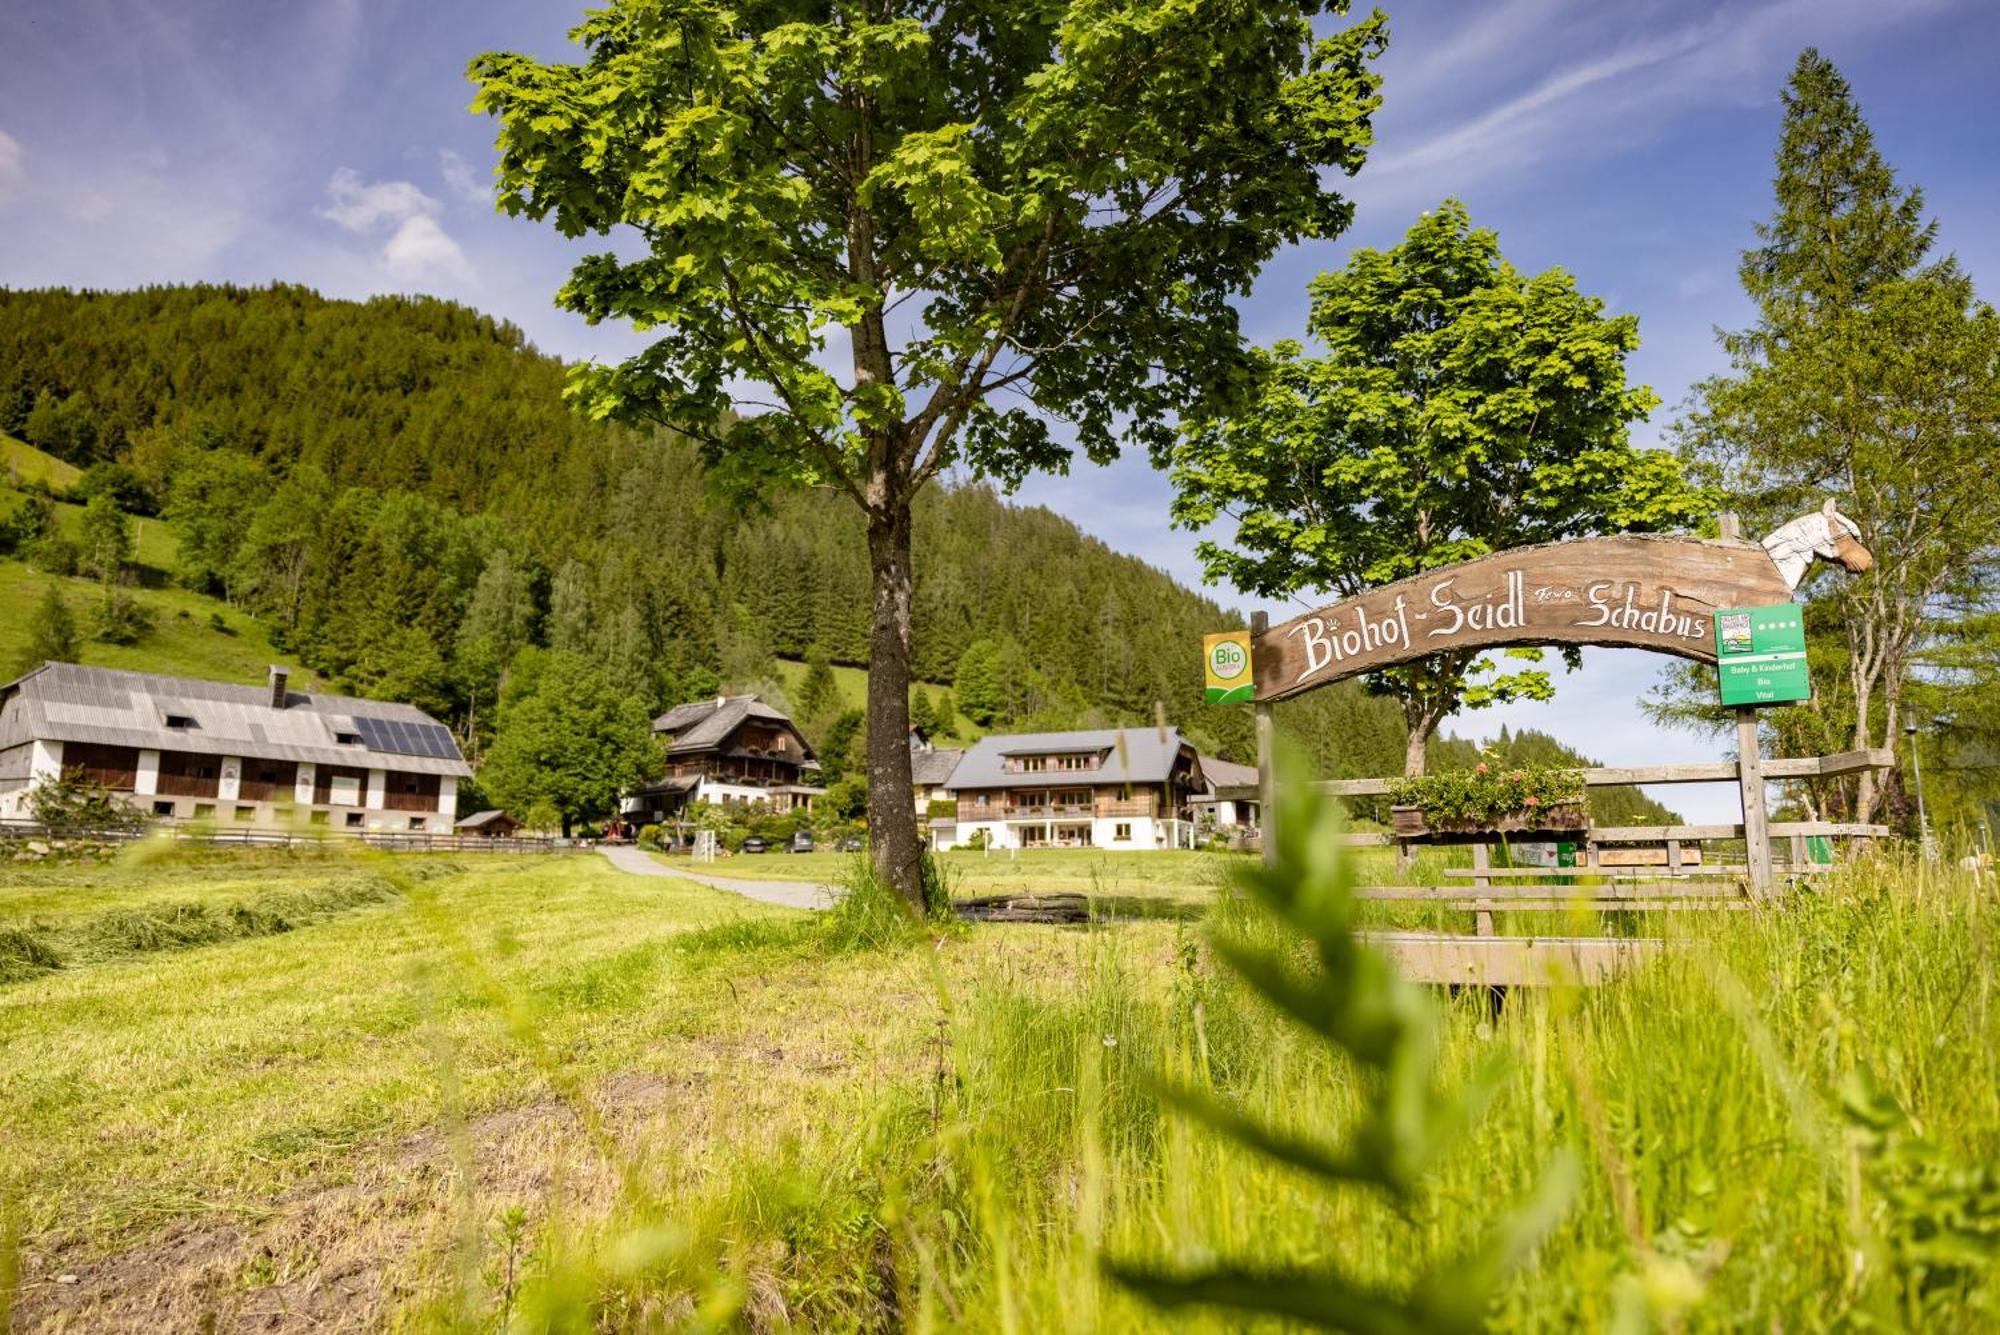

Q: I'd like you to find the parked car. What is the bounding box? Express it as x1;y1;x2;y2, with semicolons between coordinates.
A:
788;831;815;854
838;836;864;853
740;835;769;854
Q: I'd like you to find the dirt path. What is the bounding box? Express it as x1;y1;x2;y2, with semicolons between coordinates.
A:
596;845;834;910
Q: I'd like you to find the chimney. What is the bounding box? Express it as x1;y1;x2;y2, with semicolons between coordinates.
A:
268;666;290;710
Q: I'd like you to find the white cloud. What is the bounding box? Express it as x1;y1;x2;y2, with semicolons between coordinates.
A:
383;213;474;283
321;167;439;232
0;129;24;204
318;167;472;284
1356;0;1945;215
438;149;490;208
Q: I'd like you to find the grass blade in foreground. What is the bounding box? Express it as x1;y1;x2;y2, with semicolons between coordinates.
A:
1105;756;1576;1331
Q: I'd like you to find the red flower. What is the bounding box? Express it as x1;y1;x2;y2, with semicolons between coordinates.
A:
1509;770;1526;783
1524;795;1541;807
1475;762;1489;775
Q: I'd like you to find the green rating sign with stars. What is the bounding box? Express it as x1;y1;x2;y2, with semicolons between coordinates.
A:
1714;603;1810;707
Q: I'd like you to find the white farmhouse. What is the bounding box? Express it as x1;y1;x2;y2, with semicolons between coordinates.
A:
935;727;1206;851
0;662;468;831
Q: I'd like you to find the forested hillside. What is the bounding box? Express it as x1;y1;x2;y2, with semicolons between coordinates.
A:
0;282;1677;820
0;285;1254;751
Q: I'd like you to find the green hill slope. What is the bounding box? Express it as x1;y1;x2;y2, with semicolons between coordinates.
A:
2;432;81;491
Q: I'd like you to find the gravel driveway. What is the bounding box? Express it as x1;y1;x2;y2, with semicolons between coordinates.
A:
597;844;834;910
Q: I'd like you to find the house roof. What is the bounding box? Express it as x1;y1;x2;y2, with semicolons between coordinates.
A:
1199;757;1261;798
0;661;471;776
911;746;965;786
651;695;814;760
455;809;518;829
944;727;1200;791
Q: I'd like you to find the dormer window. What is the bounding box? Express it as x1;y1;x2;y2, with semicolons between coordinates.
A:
164;714;197;730
335;731;362;746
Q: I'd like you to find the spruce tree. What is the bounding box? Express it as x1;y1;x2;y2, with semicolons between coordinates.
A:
1682;50;2000;821
16;584;79;674
796;647;838;724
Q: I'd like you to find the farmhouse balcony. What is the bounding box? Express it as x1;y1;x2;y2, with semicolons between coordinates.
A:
1094;796;1157;818
1004;801;1095;819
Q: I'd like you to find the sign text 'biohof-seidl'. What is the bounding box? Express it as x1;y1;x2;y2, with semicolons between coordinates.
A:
1250;535;1796;703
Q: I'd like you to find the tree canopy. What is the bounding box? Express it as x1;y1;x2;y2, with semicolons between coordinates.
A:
480;650;663;836
468;0;1389;903
1171;200;1710;773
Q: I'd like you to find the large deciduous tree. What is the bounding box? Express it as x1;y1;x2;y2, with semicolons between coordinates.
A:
469;0;1388;906
1678;50;2000;823
481;650;662;837
1171;201;1707;775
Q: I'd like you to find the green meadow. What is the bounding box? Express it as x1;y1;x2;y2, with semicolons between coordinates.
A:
2;841;1992;1330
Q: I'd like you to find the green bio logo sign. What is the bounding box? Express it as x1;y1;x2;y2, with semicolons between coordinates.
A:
1204;631;1254;704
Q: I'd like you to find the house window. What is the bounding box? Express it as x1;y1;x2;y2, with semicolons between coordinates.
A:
165;714;197;730
345;812;364;828
193;803;215;820
152;800;175;817
309;810;330;826
335;732;362;746
1114;823;1131;842
234;806;255;822
408;816;426;831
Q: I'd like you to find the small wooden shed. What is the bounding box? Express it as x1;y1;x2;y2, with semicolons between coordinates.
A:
454;809;522;838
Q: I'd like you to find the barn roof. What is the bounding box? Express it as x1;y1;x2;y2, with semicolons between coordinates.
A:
0;661;470;776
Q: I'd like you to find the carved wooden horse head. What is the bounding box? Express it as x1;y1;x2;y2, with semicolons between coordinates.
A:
1760;499;1874;590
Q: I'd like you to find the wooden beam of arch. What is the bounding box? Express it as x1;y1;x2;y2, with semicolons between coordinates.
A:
1251;535;1794;704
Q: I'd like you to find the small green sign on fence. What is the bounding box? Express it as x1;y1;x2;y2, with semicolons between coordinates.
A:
1715;603;1810;708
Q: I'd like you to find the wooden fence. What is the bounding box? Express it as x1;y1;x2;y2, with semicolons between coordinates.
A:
1292;748;1895;947
0;821;581;855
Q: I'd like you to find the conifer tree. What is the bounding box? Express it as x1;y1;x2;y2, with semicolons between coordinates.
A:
1680;50;2000;821
75;492;131;581
796;646;839;725
954;639;1004;728
15;583;79;674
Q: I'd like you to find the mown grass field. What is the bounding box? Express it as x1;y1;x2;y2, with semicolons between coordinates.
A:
2;841;1995;1330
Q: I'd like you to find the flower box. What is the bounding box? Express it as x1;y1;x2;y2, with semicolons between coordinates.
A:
1389;801;1589;842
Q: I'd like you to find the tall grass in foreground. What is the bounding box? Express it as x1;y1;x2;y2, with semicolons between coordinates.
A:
408;842;1997;1331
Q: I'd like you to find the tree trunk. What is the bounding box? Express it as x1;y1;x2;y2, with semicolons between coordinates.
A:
1403;726;1428;779
865;502;926;911
1402;696;1444;778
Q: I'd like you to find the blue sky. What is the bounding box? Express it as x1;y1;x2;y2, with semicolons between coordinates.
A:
2;0;1994;818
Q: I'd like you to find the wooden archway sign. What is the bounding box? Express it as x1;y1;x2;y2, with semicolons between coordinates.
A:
1238;517;1878;895
1250;533;1793;702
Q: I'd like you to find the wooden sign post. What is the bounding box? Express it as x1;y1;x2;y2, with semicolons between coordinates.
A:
1251;610;1277;869
1736;708;1775;896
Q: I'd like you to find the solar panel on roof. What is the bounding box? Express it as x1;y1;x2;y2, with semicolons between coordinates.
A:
350;714;458;759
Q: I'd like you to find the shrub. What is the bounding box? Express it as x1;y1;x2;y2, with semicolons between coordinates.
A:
1386;761;1585;825
637;823;663;850
28;770;147;836
90;583;154;646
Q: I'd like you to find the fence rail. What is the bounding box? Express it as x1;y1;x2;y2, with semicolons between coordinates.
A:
0;821;580;854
